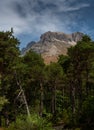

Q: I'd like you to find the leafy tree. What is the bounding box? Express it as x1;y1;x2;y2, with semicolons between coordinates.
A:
22;50;46;116
0;30;20;126
80;96;94;130
58;35;94;126
68;35;94;108
45;63;63;115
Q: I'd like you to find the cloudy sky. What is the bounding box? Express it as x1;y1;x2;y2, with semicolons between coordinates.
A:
0;0;94;48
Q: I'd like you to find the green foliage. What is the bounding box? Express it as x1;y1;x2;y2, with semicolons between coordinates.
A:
6;114;54;130
23;50;44;67
81;96;94;123
58;55;70;73
62;108;73;126
0;96;8;111
0;30;20;126
75;128;81;130
46;62;63;79
0;30;94;130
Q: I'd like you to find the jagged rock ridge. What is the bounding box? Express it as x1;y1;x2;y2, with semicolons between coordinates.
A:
22;31;84;64
21;41;36;55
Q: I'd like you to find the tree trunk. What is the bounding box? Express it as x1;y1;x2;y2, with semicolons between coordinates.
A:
70;81;76;115
15;71;30;117
21;88;31;117
4;111;9;127
86;68;89;96
39;82;44;117
0;113;2;127
77;76;82;111
51;85;56;114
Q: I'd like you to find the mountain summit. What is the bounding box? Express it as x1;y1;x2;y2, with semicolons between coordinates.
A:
22;31;84;64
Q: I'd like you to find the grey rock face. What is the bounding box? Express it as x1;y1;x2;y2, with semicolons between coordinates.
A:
21;41;36;55
40;31;83;43
21;31;84;64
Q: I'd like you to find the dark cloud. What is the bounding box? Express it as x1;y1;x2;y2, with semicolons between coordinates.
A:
13;2;27;17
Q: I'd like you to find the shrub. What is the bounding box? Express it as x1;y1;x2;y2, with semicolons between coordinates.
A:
6;114;54;130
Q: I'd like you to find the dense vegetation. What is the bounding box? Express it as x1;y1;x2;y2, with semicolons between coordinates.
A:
0;31;94;130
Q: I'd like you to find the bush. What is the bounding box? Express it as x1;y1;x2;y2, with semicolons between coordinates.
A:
6;114;54;130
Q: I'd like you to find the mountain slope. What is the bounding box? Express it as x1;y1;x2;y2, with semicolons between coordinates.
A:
22;31;84;64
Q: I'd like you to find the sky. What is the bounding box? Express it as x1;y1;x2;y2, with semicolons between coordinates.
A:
0;0;94;49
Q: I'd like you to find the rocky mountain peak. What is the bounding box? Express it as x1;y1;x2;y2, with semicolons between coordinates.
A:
40;31;83;43
21;31;84;64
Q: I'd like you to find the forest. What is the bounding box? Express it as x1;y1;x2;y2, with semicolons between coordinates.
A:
0;30;94;130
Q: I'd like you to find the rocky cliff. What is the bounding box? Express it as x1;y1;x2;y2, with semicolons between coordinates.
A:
22;31;84;64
